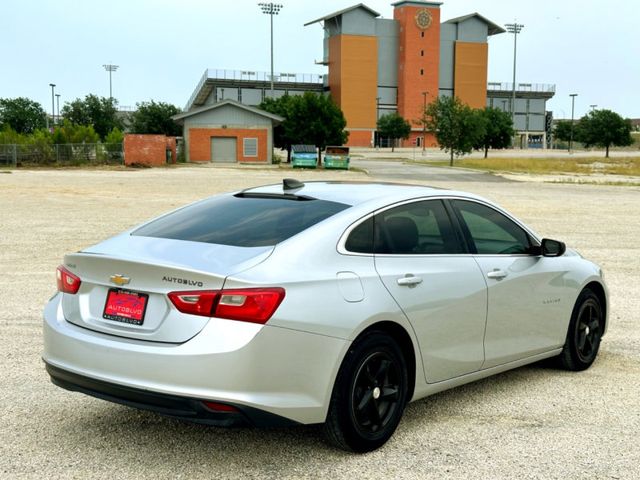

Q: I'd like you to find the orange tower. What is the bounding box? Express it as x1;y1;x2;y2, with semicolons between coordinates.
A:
393;1;441;147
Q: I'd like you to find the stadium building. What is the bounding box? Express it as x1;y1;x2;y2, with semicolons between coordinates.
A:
184;1;555;157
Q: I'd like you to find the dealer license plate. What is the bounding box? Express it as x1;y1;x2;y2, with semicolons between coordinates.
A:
103;288;149;325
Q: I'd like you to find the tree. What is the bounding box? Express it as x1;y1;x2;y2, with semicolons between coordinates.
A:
262;93;348;165
259;95;297;162
473;107;514;158
292;93;348;165
0;97;47;134
130;100;182;136
377;113;411;152
577;109;633;158
61;94;122;140
425;95;485;166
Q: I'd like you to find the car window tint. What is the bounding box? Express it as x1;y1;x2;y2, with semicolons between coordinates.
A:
133;195;350;247
451;200;531;255
345;217;374;253
374;200;462;254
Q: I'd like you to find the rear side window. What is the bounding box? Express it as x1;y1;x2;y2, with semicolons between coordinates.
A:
344;200;462;254
133;195;350;247
375;199;462;254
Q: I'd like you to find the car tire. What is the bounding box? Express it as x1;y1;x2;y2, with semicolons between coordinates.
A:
324;331;408;452
558;288;603;371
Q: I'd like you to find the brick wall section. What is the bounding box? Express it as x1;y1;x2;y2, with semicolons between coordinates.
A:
189;128;268;162
345;130;374;147
124;134;177;166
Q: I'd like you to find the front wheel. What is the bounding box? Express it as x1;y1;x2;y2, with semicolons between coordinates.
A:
558;288;604;371
324;331;408;452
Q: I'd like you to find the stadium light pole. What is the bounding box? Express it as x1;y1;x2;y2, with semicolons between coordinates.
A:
258;2;283;95
102;64;119;100
49;83;56;128
55;94;60;124
505;22;524;147
590;104;597;111
569;93;578;153
422;91;428;153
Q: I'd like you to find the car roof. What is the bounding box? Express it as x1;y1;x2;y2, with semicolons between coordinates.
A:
242;180;485;208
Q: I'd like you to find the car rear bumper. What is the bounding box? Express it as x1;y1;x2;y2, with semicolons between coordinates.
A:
43;293;348;425
45;363;298;427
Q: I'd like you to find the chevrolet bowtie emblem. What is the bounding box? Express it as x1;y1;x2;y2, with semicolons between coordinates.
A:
109;274;131;286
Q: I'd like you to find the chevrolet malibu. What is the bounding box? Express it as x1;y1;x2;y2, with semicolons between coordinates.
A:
43;180;607;452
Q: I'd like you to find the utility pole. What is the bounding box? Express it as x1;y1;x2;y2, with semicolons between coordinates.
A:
55;94;60;124
569;93;578;153
258;3;283;96
49;83;56;128
505;22;524;147
102;64;119;99
422;91;428;152
375;96;381;148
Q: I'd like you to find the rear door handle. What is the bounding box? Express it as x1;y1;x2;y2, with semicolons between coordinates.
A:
397;275;423;286
487;269;508;280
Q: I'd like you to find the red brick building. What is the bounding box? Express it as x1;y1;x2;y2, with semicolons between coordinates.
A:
172;100;283;163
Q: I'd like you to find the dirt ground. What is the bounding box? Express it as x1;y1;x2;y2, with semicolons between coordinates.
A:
1;165;638;479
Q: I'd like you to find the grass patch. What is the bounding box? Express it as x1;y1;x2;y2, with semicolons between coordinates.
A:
423;156;640;176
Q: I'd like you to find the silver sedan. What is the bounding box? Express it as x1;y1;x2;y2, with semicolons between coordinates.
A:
43;180;607;452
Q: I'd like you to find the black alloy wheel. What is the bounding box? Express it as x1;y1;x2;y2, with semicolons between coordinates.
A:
324;331;408;452
559;288;604;371
351;351;402;436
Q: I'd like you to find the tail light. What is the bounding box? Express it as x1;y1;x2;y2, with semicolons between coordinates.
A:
167;291;218;317
56;265;81;294
168;288;285;324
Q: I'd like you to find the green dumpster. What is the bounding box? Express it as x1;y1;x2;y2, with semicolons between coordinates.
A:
291;145;317;169
323;146;350;170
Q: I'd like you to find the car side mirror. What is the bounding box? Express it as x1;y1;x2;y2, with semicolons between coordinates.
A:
541;238;566;257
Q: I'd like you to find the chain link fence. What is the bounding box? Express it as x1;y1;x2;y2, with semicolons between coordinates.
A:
0;143;123;167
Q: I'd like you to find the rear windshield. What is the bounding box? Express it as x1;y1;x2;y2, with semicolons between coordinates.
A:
132;194;350;247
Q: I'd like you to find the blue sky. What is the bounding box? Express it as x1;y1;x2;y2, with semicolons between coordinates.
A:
2;0;638;119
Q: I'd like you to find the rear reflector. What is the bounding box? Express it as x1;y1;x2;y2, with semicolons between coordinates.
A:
168;287;285;324
56;265;81;294
202;401;239;413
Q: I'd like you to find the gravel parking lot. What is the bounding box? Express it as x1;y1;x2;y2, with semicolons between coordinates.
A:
1;165;638;479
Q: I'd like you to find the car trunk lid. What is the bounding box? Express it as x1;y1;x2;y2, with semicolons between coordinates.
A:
60;234;273;343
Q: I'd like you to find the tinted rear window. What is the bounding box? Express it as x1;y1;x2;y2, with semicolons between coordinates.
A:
132;195;350;247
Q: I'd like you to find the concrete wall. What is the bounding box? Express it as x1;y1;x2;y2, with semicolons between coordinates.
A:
124;134;176;166
376;19;399;88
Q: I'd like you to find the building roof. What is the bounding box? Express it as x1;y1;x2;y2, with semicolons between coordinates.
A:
443;12;506;36
172;99;284;124
304;3;380;27
391;1;443;7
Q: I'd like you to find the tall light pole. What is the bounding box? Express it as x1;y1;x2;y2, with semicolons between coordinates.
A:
102;64;119;99
49;83;56;128
505;22;524;147
569;93;578;153
422;91;428;152
375;96;381;148
589;104;597;111
258;2;283;96
55;94;60;124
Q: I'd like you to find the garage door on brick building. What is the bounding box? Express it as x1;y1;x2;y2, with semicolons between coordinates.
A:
172;100;283;164
211;137;236;162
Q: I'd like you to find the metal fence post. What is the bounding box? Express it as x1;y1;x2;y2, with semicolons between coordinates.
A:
13;144;17;167
56;144;59;164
